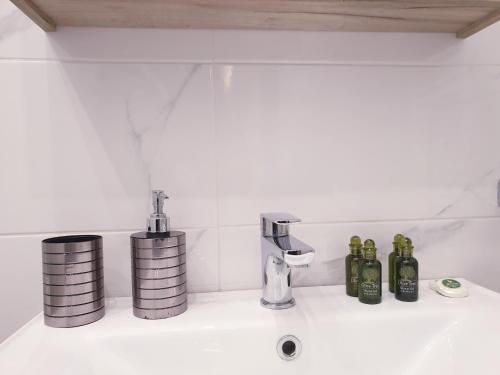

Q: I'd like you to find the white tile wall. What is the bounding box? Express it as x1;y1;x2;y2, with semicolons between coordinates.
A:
212;29;500;65
1;0;500;342
214;64;500;226
0;61;215;233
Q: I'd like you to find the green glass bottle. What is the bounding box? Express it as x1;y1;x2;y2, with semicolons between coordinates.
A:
388;233;405;293
345;235;363;297
395;238;419;302
358;239;372;273
358;239;382;304
393;237;411;290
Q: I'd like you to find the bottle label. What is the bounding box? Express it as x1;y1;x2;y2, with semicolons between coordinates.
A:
398;265;417;295
360;282;380;297
398;279;417;295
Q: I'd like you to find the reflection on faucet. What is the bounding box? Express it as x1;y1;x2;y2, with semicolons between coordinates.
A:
260;213;315;309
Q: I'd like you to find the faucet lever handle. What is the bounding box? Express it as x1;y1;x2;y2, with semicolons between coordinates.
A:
261;212;301;237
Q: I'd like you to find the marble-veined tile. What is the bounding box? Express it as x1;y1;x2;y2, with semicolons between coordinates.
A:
0;61;216;233
214;64;500;226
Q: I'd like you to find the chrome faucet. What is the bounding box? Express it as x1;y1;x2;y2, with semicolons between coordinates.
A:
260;213;315;309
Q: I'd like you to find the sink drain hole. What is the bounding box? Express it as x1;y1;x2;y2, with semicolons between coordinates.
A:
282;340;296;356
277;335;301;361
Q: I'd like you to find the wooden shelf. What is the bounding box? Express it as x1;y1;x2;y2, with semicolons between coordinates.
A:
10;0;500;39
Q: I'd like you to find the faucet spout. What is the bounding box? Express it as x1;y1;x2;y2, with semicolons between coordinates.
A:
265;235;315;267
260;213;315;309
284;250;315;268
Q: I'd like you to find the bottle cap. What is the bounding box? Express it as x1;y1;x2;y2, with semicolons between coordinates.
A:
349;235;362;254
363;239;375;248
397;237;412;256
400;238;414;258
392;233;405;250
363;239;377;260
147;190;170;233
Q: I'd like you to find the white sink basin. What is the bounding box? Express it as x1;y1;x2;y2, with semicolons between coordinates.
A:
1;280;499;375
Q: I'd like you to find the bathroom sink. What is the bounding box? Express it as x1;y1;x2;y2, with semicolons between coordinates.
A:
0;280;498;375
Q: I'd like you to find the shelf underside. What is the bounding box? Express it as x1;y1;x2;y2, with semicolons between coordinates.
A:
10;0;500;38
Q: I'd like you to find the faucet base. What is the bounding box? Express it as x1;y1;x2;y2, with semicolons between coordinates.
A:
260;298;295;310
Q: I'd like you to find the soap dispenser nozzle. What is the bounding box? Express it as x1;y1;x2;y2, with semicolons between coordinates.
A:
147;190;170;233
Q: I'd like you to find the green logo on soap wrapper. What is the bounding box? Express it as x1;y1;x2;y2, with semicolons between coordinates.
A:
442;279;461;288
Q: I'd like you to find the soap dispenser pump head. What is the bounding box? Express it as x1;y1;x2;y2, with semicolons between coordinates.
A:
147;190;170;233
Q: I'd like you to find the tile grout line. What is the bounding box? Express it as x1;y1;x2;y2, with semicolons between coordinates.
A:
211;61;500;68
0;215;499;238
0;57;213;64
210;30;223;292
3;57;500;68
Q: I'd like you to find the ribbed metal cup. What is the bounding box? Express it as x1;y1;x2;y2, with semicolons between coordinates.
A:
43;269;104;285
130;231;187;320
43;278;104;296
44;288;104;306
42;235;105;328
44;308;105;328
44;299;105;317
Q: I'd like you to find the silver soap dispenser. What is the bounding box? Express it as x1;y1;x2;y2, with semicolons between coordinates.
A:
130;190;187;319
